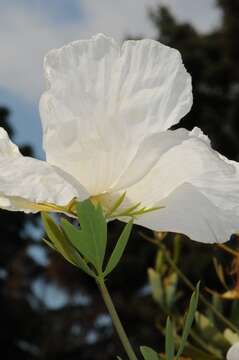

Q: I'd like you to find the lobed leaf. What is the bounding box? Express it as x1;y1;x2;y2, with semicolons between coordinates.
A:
42;212;94;277
61;200;107;273
76;200;107;271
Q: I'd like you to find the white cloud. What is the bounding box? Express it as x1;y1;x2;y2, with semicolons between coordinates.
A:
79;0;158;38
160;0;221;31
0;0;220;103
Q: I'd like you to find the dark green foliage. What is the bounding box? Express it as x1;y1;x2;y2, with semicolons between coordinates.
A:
150;1;239;160
0;107;39;359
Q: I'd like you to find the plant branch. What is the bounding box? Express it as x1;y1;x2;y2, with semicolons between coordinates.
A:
97;277;138;360
141;233;239;335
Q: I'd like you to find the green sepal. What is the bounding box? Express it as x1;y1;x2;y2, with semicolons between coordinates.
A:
104;220;133;276
106;192;126;217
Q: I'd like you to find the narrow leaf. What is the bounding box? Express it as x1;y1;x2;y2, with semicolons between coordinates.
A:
42;237;55;251
42;212;77;266
165;317;175;360
104;220;133;276
140;346;159;360
176;282;200;359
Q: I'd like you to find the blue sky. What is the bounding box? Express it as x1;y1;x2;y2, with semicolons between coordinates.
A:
0;0;221;159
0;87;43;157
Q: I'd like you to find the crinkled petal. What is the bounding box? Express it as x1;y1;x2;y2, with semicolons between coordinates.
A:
0;128;88;212
111;128;192;191
40;33;192;194
191;155;239;213
123;127;239;243
0;128;20;156
126;127;236;206
134;183;238;244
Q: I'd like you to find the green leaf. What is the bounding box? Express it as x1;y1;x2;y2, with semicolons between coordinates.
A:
42;237;55;251
42;212;77;266
61;200;107;273
140;346;160;360
77;200;107;270
175;282;200;360
104;220;133;276
41;213;95;277
61;219;95;265
165;317;175;360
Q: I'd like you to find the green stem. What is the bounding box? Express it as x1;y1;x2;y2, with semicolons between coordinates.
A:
141;233;239;335
160;242;239;335
189;328;223;359
97;277;138;360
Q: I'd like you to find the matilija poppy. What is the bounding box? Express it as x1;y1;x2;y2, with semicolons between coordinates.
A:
1;33;239;243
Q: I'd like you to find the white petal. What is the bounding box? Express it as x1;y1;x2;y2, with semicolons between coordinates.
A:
126;127;231;206
135;183;238;244
0;127;20;156
227;343;239;360
191;156;239;214
0;128;88;212
124;127;239;243
112;128;190;191
40;34;192;194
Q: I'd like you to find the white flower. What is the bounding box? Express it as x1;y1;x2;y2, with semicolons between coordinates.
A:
227;342;239;360
1;33;239;243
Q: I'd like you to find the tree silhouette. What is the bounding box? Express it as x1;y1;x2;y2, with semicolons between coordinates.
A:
0;106;39;359
150;1;239;160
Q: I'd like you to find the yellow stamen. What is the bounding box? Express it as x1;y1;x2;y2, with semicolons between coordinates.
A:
31;198;78;215
90;194;104;206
